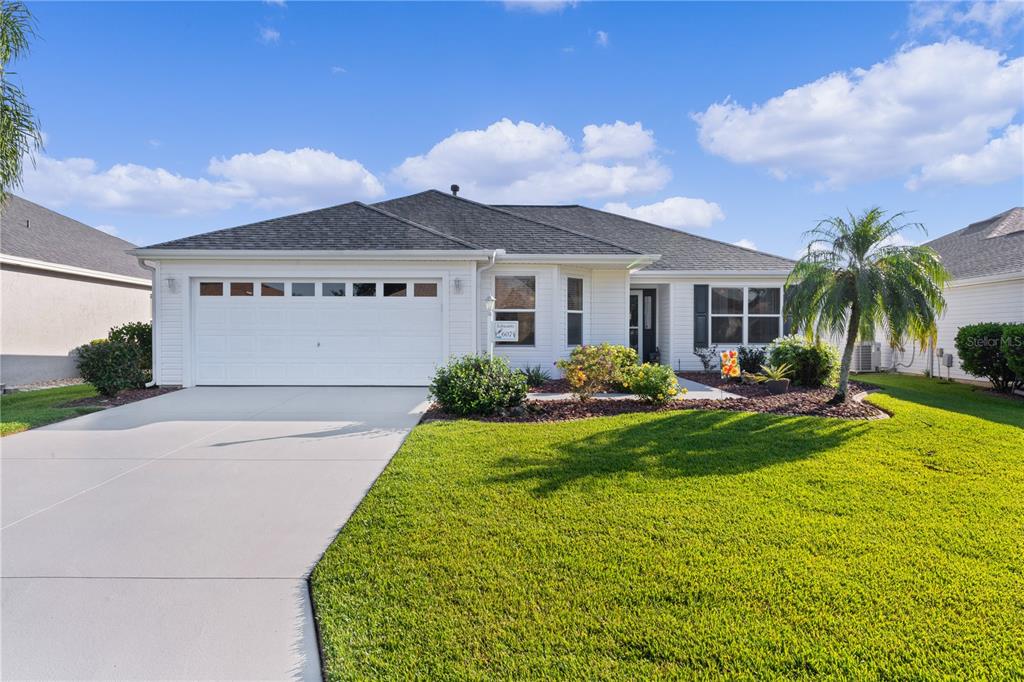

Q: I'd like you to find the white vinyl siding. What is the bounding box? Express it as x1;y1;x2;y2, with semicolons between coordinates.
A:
888;275;1024;381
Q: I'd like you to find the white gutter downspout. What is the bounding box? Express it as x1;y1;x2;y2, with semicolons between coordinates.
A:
474;250;501;355
137;258;158;387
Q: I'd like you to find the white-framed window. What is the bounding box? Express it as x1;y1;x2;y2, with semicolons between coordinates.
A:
566;276;584;346
495;275;536;346
710;286;783;345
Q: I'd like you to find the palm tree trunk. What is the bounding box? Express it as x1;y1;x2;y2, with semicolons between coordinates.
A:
832;304;861;403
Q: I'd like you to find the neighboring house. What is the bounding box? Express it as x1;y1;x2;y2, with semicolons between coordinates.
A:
0;196;152;386
879;207;1024;381
133;189;794;387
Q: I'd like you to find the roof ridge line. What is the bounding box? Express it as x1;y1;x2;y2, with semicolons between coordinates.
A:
354;201;483;250
562;204;795;263
424;190;643;255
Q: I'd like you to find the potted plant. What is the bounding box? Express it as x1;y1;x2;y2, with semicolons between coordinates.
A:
756;363;792;395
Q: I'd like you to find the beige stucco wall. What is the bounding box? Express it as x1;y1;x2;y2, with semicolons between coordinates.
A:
0;264;152;386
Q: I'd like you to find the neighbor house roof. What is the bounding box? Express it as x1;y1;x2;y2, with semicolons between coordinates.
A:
923;207;1024;280
497;204;795;271
0;195;149;279
143;201;478;252
375;190;639;256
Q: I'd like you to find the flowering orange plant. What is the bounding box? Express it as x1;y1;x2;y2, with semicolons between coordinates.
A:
720;349;740;378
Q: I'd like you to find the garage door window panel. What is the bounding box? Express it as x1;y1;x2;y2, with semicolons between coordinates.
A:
414;282;437;297
261;282;285;297
495;275;536;346
291;283;315;297
353;283;377;297
322;282;346;297
230;282;254;297
383;283;408;297
199;282;223;296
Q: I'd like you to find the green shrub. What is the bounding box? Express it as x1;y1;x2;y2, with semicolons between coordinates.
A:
766;335;840;387
518;364;551;388
736;345;768;374
955;323;1016;391
1000;323;1024;384
556;343;637;401
429;356;527;416
108;321;152;373
75;339;147;397
622;363;683;404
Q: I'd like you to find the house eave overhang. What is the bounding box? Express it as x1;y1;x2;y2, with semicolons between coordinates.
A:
945;270;1024;288
630;268;793;278
497;253;661;269
129;248;501;262
0;253;152;286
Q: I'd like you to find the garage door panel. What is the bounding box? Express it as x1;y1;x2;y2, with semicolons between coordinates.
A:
192;279;444;386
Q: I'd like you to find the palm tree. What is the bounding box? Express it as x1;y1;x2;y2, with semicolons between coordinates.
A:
786;208;948;403
1;0;42;203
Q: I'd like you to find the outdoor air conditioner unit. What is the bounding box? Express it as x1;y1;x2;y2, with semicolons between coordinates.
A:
852;342;882;373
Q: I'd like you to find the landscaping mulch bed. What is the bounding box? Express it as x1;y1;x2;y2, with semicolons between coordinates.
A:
424;374;887;423
61;385;180;409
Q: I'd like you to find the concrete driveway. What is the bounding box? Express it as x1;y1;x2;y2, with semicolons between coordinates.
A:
1;386;429;680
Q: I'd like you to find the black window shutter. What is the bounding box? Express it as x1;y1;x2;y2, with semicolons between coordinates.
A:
782;284;794;336
694;284;709;350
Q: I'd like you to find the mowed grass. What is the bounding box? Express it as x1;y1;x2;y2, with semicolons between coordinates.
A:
0;384;100;436
311;375;1024;680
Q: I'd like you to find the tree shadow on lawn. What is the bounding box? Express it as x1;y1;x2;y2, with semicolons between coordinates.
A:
859;377;1024;430
489;410;870;496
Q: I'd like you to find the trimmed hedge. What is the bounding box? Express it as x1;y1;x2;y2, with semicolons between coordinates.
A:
108;321;152;374
766;335;840;388
429;356;528;416
1001;324;1024;382
955;323;1017;391
622;363;682;404
75;339;147;397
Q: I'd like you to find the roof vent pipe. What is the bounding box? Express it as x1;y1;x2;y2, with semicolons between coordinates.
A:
450;184;460;196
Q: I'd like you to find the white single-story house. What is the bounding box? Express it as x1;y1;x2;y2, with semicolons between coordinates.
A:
873;207;1024;381
0;196;152;387
132;188;795;387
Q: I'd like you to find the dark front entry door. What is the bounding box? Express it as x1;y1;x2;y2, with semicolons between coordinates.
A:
629;289;658;363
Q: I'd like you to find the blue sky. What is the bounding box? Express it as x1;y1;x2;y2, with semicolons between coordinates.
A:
15;1;1024;256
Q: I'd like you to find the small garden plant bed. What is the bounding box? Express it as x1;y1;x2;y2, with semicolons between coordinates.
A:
61;385;180;409
424;377;885;422
528;377;571;393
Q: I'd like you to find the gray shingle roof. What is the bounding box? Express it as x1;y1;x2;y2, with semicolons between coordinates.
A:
375;191;639;255
0;195;149;279
497;204;795;271
923;207;1024;280
143;202;477;251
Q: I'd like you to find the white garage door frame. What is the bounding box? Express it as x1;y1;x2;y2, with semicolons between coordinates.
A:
184;270;450;387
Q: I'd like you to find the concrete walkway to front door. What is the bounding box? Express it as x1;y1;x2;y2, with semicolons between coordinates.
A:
1;386;429;680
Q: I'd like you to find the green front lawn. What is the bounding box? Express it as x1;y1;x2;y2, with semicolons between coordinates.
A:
0;384;100;436
311;375;1024;679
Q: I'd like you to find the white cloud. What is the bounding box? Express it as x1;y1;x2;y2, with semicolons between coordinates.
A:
694;40;1023;188
601;196;725;230
503;1;576;13
908;123;1023;189
330;65;347;75
595;30;609;47
208;148;385;209
146;138;161;148
582;121;655;160
259;27;280;44
21;148;383;216
910;0;1024;38
732;238;757;250
392;118;671;203
264;0;286;6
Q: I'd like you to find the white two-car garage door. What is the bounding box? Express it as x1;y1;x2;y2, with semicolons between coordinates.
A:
192;278;444;386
